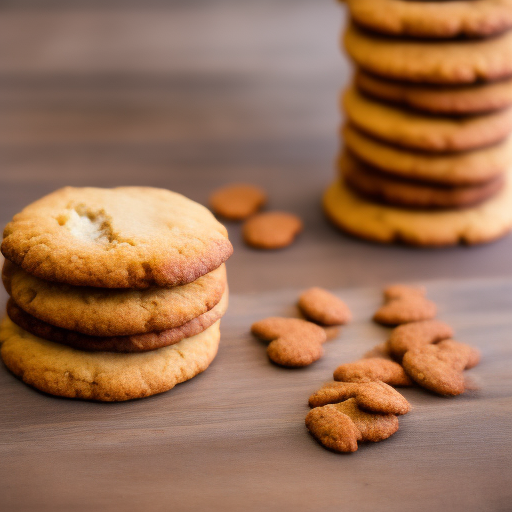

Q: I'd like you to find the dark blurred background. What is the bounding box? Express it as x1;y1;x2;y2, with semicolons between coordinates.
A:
2;0;512;294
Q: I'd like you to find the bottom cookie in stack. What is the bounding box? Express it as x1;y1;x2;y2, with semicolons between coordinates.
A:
323;161;512;246
0;316;221;402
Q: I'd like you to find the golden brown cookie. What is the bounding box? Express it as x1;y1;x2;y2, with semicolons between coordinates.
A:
347;0;512;39
298;287;352;326
402;339;481;396
251;317;327;367
2;260;226;337
355;70;512;115
6;291;228;353
242;212;302;249
341;151;505;209
333;358;413;386
343;87;512;152
1;187;232;288
306;398;400;453
387;320;454;361
308;381;410;415
209;183;267;220
373;294;437;326
344;22;512;84
323;174;512;246
342;124;512;186
0;316;221;401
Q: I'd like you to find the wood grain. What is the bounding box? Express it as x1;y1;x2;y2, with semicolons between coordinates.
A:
1;278;511;512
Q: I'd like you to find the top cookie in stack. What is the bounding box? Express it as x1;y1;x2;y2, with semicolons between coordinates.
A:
324;0;512;246
0;187;232;401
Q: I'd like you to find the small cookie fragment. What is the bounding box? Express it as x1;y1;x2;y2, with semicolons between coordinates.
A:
309;381;410;415
333;358;413;386
209;183;267;221
306;398;400;453
388;320;454;360
243;212;303;250
298;287;352;326
402;339;481;396
251;317;326;367
374;287;437;326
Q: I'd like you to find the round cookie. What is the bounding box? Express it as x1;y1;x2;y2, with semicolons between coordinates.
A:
344;23;512;84
323;170;512;246
343;87;512;152
2;260;226;336
0;316;221;401
347;0;512;39
340;152;505;209
343;124;512;186
355;70;512;115
6;290;228;353
1;186;233;288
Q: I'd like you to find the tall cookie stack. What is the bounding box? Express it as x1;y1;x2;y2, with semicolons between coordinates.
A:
0;187;232;401
324;0;512;245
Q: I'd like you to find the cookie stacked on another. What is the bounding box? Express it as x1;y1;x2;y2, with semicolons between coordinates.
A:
0;187;232;401
325;0;512;245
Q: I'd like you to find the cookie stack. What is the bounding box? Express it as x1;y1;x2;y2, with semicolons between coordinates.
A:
0;186;232;401
324;0;512;245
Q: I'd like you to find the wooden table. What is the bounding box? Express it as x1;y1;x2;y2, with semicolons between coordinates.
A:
1;1;511;511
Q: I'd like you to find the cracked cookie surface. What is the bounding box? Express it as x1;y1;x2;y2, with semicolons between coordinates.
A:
1;186;233;288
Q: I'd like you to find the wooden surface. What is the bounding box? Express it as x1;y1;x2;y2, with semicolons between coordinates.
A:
2;279;512;512
1;1;512;511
